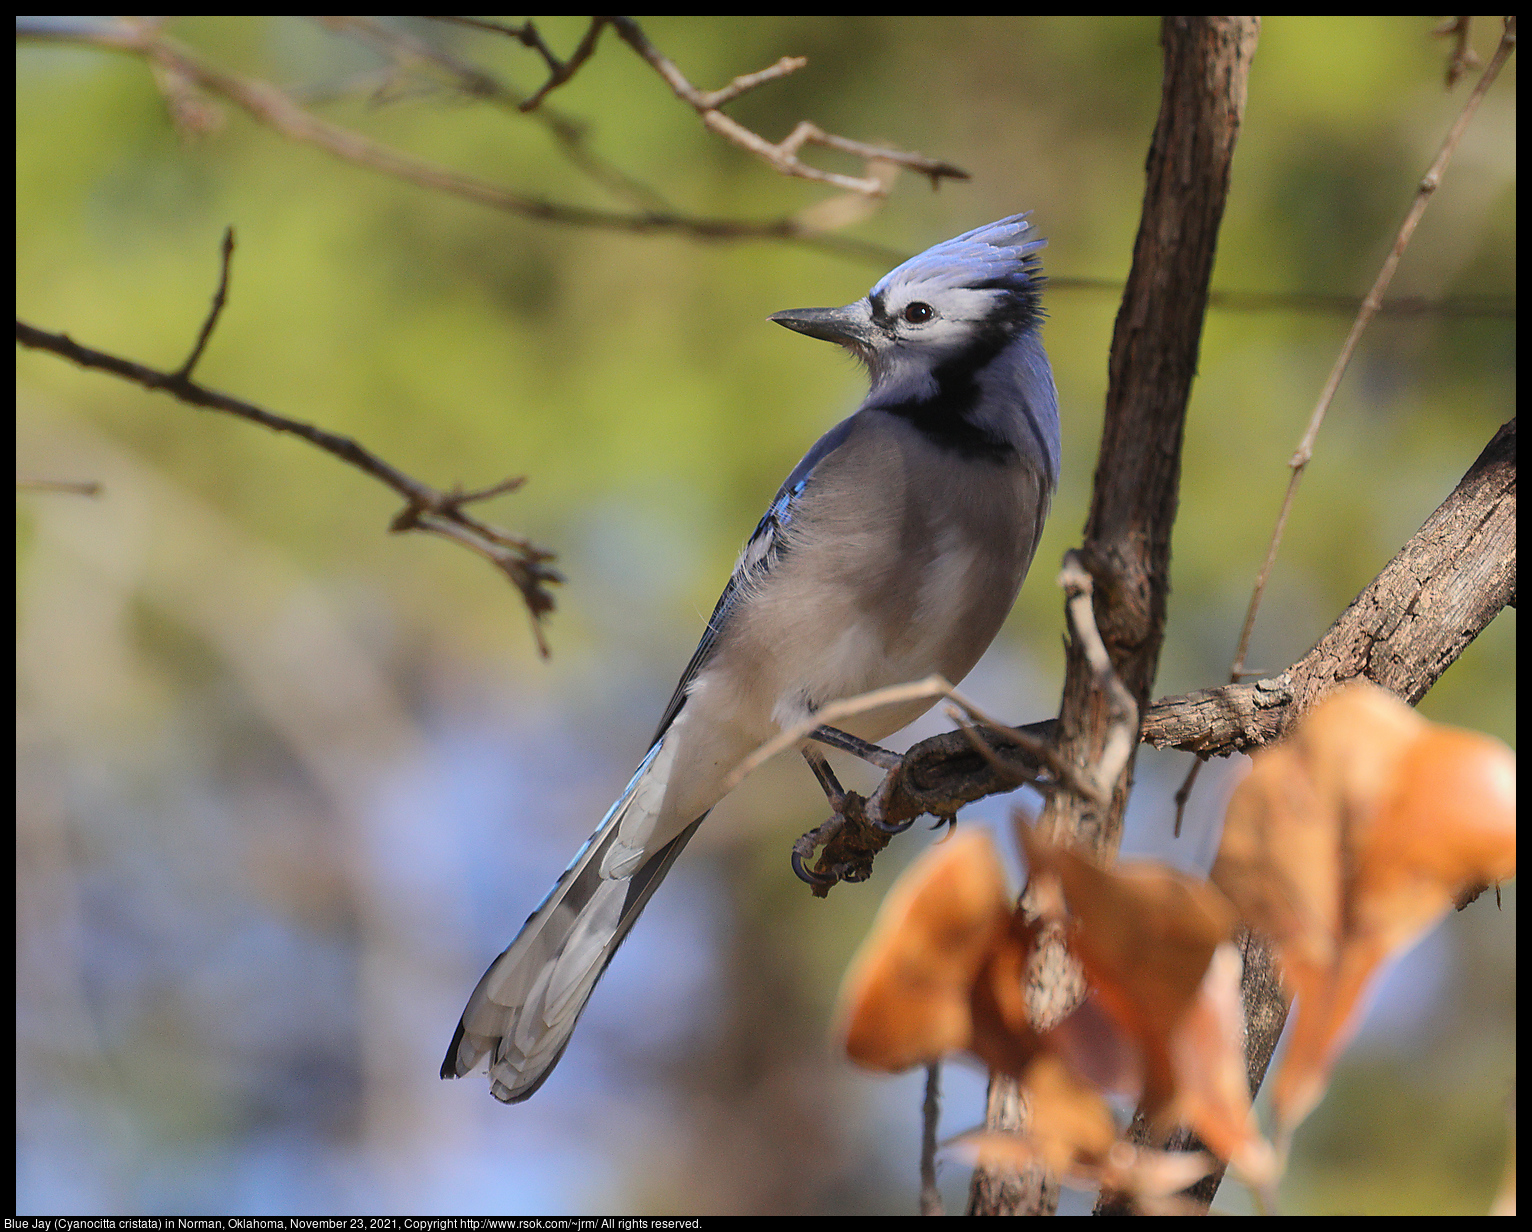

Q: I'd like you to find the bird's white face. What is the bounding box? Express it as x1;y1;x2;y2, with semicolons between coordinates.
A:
769;215;1046;410
857;281;1018;400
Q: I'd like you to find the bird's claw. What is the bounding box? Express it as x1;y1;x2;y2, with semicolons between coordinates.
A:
792;846;839;888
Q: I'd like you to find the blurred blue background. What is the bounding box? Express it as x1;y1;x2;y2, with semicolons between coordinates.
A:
16;16;1515;1216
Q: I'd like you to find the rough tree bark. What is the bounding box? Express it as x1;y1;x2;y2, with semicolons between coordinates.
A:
968;15;1261;1216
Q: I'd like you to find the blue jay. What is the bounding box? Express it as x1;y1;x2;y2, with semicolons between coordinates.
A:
442;215;1061;1102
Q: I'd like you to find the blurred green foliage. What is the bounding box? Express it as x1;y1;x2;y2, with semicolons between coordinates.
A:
17;16;1514;1216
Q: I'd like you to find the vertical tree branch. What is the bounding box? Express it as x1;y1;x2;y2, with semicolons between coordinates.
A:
967;16;1260;1216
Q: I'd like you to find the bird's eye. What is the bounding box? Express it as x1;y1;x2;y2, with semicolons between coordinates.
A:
902;301;935;324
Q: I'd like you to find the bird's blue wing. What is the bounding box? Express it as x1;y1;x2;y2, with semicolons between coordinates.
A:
648;415;858;746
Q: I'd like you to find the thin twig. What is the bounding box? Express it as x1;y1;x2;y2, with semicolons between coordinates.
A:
435;14;967;196
16;315;562;654
1228;16;1516;684
319;17;674;213
1170;753;1204;838
16;477;103;497
514;17;610;112
174;226;234;380
1200;287;1513;320
607;16;969;196
722;675;952;794
920;1062;944;1215
949;710;1031;788
12;18;908;263
1058;551;1138;798
1433;16;1482;88
1043;275;1513;319
946;705;1105;806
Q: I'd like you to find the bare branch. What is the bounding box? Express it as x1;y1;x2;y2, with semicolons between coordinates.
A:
920;1062;944;1215
1433;15;1482;88
418;16;613;112
12;18;907;263
1228;16;1517;682
774;669;1106;893
607;16;969;196
793;413;1513;860
16;313;563;656
417;13;599;102
1144;418;1516;755
16;476;103;497
703;54;811;110
315;17;673;213
174;225;234;380
20;19;1519;302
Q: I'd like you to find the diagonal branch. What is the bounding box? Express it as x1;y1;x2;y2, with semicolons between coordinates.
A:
786;416;1513;865
319;16;673;214
16;308;563;655
1228;16;1517;683
605;16;969;196
1142;418;1516;755
12;17;909;263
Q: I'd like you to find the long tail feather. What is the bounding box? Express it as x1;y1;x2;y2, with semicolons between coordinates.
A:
442;741;705;1103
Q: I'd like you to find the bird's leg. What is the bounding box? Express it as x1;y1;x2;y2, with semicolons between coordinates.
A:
810;724;902;771
801;743;848;811
795;746;849;888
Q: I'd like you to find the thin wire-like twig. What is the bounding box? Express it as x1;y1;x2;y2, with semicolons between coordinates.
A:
1227;17;1516;685
1433;16;1482;87
1166;19;1518;836
174;226;234;379
16;296;563;654
432;14;967;197
321;16;673;214
16;477;103;497
946;706;1105;806
513;17;610;113
13;18;910;264
606;16;969;196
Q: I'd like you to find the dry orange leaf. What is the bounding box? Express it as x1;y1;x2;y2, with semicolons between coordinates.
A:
1166;941;1278;1186
837;828;1017;1072
1018;825;1272;1182
1019;825;1239;1119
957;1054;1217;1203
841;824;1276;1187
1212;681;1516;1136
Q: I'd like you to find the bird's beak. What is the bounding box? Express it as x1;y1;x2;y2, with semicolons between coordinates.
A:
769;303;873;348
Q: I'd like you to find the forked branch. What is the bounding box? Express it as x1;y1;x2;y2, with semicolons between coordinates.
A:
16;231;562;655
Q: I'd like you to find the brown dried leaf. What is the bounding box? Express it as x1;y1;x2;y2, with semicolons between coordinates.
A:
1358;722;1516;934
1213;683;1423;975
1046;990;1143;1102
837;829;1013;1071
1212;681;1517;1136
1167;941;1278;1186
958;1055;1217;1202
968;909;1046;1079
1020;826;1238;1119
